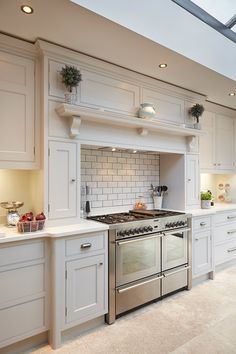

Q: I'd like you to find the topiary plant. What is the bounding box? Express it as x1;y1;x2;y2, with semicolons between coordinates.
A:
189;104;205;123
59;65;82;93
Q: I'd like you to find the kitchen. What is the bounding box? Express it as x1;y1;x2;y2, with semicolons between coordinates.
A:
0;1;236;353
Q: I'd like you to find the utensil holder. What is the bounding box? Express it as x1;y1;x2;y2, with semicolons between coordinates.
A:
153;196;163;209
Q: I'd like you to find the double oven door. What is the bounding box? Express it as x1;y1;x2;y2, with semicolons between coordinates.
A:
116;228;188;288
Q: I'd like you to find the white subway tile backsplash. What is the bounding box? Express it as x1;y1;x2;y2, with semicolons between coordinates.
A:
81;148;160;212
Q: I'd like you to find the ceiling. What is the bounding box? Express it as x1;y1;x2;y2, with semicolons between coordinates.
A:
0;0;235;110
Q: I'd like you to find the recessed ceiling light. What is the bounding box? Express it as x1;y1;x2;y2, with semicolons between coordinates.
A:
21;5;34;14
111;148;116;152
159;63;167;68
229;92;236;96
133;150;137;154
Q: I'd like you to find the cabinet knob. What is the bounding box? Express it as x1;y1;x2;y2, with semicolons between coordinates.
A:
99;262;103;266
195;238;199;241
187;179;191;182
217;164;221;166
71;179;76;182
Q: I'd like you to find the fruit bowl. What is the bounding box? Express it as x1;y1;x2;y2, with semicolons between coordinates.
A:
17;220;45;233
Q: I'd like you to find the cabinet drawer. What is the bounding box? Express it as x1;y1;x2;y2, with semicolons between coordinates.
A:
0;241;44;267
215;240;236;265
0;263;45;306
215;223;236;244
215;211;236;225
193;216;211;232
65;232;106;258
0;298;45;346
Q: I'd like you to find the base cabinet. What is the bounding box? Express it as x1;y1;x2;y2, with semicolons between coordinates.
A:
214;210;236;265
50;231;108;349
0;239;48;349
192;216;213;279
66;254;106;324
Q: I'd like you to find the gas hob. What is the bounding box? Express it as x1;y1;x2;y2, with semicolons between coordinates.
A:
88;209;189;238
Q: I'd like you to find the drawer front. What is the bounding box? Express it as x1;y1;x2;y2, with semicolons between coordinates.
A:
193;216;211;232
162;267;188;296
0;241;44;267
215;211;236;225
215;223;236;244
65;232;106;258
0;263;45;306
215;240;236;265
0;298;45;345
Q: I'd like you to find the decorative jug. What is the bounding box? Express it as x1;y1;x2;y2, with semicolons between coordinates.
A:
138;103;156;119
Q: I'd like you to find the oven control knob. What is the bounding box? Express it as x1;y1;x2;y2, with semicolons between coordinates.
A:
139;227;144;233
148;226;153;232
130;229;135;235
143;226;149;232
134;228;139;234
166;223;170;228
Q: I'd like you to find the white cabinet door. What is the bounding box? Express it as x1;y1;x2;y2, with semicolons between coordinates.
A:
199;111;215;170
193;230;212;278
142;88;185;125
186;154;200;208
215;114;234;171
48;141;77;219
0;51;35;164
66;254;107;324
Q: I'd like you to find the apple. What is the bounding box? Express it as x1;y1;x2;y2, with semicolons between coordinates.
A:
36;212;46;221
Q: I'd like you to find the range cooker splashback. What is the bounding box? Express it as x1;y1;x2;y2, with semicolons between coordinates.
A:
81;146;160;212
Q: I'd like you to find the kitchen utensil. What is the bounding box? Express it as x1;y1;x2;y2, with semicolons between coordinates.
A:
0;201;24;227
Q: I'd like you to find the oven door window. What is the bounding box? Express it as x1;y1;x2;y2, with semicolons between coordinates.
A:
162;231;188;271
116;236;161;287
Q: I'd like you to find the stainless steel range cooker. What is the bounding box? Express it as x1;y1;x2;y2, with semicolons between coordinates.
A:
88;209;192;324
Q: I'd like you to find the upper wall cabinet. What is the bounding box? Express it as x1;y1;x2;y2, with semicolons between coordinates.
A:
0;51;37;169
142;88;185;125
49;60;140;115
199;111;234;172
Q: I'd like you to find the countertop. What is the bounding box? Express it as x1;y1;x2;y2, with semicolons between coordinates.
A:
187;203;236;217
0;219;109;244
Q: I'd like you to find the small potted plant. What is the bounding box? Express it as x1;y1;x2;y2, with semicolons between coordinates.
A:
201;191;212;209
189;103;204;129
59;65;82;104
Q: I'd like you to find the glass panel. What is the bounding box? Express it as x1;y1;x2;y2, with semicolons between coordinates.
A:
165;233;184;263
191;0;236;32
122;238;157;276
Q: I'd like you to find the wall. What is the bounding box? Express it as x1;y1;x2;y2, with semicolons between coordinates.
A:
200;173;236;204
81;147;160;214
0;170;43;224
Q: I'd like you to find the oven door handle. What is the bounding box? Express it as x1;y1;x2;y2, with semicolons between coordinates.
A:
162;228;191;237
163;265;190;278
116;234;161;245
117;275;164;293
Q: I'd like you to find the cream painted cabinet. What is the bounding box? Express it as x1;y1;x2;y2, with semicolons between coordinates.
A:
200;112;234;172
192;216;213;278
66;254;106;324
186;154;200;208
0;240;48;349
0;51;37;168
48;141;78;220
65;232;108;325
214;210;236;265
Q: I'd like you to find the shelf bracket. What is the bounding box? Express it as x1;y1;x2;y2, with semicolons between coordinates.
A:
137;128;149;136
70;115;81;138
186;135;198;152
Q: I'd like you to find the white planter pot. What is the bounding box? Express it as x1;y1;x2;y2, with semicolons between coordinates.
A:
201;200;211;209
64;92;77;105
153;196;163;209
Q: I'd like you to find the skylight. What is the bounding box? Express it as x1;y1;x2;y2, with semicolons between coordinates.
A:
172;0;236;43
192;0;236;31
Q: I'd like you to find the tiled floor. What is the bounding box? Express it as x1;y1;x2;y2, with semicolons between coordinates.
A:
30;265;236;354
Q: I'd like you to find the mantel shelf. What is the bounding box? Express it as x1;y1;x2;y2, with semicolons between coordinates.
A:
56;103;204;139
